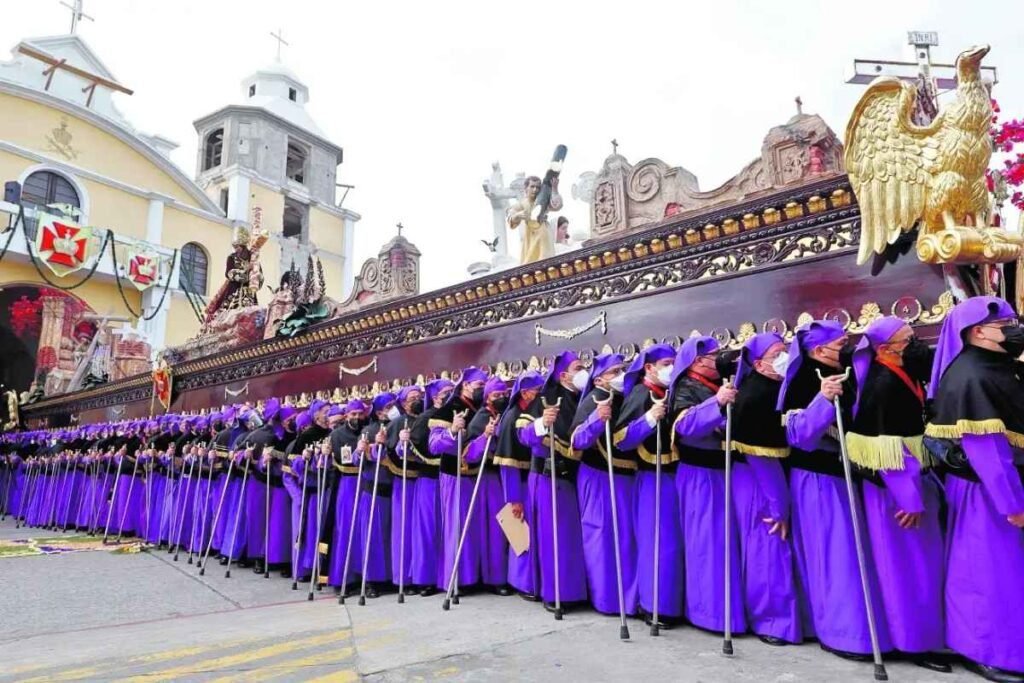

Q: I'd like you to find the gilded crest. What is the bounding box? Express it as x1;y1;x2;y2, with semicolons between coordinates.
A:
46;117;78;161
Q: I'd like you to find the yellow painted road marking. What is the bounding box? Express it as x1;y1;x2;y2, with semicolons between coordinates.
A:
304;670;360;683
119;630;346;682
205;646;356;683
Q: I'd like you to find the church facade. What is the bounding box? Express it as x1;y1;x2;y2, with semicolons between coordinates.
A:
0;33;356;398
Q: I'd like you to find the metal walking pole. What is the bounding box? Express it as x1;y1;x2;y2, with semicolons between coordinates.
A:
398;422;410;604
443;432;494;611
650;393;667;637
542;397;563;620
358;443;385;606
61;455;82;532
453;410;468;606
291;449;311;590
164;451;181;552
102;453;126;544
1;456;14;521
48;455;69;530
722;377;735;656
225;454;252;579
173;453;197;562
114;451;142;544
189;447;215;565
263;450;272;579
596;393;630;640
338;440;366;605
198;453;234;575
308;445;329;600
91;453;114;535
15;461;35;528
816;368;887;682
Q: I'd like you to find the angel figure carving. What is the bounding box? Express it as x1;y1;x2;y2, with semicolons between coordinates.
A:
845;44;1021;265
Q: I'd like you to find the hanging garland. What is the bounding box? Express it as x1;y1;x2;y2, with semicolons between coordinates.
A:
109;244;179;321
19;215;114;292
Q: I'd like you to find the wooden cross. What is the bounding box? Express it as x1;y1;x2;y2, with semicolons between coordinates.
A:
847;31;997;93
270;29;289;62
396;222;404;237
60;0;93;34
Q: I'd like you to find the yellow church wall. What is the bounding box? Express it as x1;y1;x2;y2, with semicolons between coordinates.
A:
0;258;141;319
249;184;285;296
162;204;233;297
81;180;150;239
0;92;204;209
164;295;202;348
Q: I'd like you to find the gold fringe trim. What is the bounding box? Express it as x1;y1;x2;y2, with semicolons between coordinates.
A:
669;407;689;453
612;425;629;447
492;456;531;470
843;433;928;471
428;419;452;430
730;441;790;458
515;415;535;429
409;445;440;466
637;442;678;466
925;420;1024;448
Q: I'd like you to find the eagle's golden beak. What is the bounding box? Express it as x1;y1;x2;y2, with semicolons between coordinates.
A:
961;44;990;64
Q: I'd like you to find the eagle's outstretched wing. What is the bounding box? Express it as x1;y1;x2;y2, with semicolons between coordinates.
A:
844;77;942;265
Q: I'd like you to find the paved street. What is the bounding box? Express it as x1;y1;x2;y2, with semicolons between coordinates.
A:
0;519;973;682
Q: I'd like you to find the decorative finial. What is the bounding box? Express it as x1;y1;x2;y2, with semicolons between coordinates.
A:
396;222;404;237
60;0;93;34
794;96;803;116
270;28;289;62
611;138;619;155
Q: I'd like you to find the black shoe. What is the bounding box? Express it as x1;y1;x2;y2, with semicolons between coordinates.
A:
365;585;380;599
491;585;513;596
758;635;789;647
543;601;560;614
912;657;952;674
237;559;253;569
821;644;873;663
419;586;438;597
252;562;265;574
637;607;674;631
403;585;419;596
964;661;1024;683
517;591;540;602
218;555;229;566
280;569;293;578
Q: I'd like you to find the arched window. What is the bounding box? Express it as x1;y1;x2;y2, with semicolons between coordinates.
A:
203;128;224;170
178;242;209;296
21;170;81;238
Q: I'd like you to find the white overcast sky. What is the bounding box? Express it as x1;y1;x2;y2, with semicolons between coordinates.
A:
3;0;1022;292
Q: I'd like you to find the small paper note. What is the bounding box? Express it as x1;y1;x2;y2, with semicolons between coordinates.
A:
497;503;530;556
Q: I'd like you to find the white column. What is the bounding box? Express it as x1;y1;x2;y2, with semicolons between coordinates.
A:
140;198;171;355
340;214;357;300
226;175;251;222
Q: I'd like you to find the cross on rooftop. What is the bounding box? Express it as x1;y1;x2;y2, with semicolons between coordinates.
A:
396;222;404;237
60;0;93;34
270;29;289;62
611;138;619;155
794;96;803;116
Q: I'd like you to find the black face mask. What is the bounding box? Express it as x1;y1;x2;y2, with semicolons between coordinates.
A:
715;350;740;381
900;337;934;382
470;387;484;406
346;418;365;431
490;396;509;413
838;341;857;369
998;326;1024;358
405;403;422;417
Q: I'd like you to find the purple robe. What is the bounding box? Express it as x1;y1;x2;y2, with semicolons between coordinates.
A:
786;394;892;654
862;453;944;653
431;427;484;588
328;473;362;587
354;449;392;583
248;460;292;565
501;466;536;595
675;396;746;633
518;421;588;603
945;434;1024;672
283;456;323;580
572;409;638;616
732;456;802;642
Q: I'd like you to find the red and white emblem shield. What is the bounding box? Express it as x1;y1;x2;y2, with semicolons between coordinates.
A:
34;213;92;278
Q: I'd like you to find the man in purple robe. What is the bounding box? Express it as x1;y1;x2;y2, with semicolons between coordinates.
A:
569;353;638;617
926;296;1024;682
496;371;544;600
614;344;680;627
780;320;892;661
729;333;802;645
670;336;745;634
517;351;588;614
463;376;513;594
849;316;948;672
284;402;331;583
327;399;364;594
429;367;490;594
243;400;292;575
354;398;394;597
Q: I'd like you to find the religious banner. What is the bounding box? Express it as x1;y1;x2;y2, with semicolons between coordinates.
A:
151;360;172;412
125;246;161;291
33;212;93;278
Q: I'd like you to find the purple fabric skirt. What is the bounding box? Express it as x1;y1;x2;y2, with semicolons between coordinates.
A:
576;464;637;616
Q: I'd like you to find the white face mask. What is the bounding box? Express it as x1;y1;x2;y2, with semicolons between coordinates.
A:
609;373;625;393
571;369;589;393
770;351;790;377
386;405;401;421
656;365;674;387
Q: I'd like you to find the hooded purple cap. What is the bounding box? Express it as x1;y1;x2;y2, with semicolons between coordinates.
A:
295;411;312;432
398;385;424;406
328;404;346;418
852;316;908;415
543;350;580;394
736;333;784;388
445;367;489;407
623;343;674;395
928;295;1017;399
425;378;454;408
483;376;509;398
279;405;297;423
584;353;625;396
345;398;369;415
510;370;545;406
668;336;717;400
777;319;846;410
262;398;281;422
372;392;397;413
307;399;328;420
194;416;210;431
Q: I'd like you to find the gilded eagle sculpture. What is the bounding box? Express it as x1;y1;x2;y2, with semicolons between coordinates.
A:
845;44;1021;266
